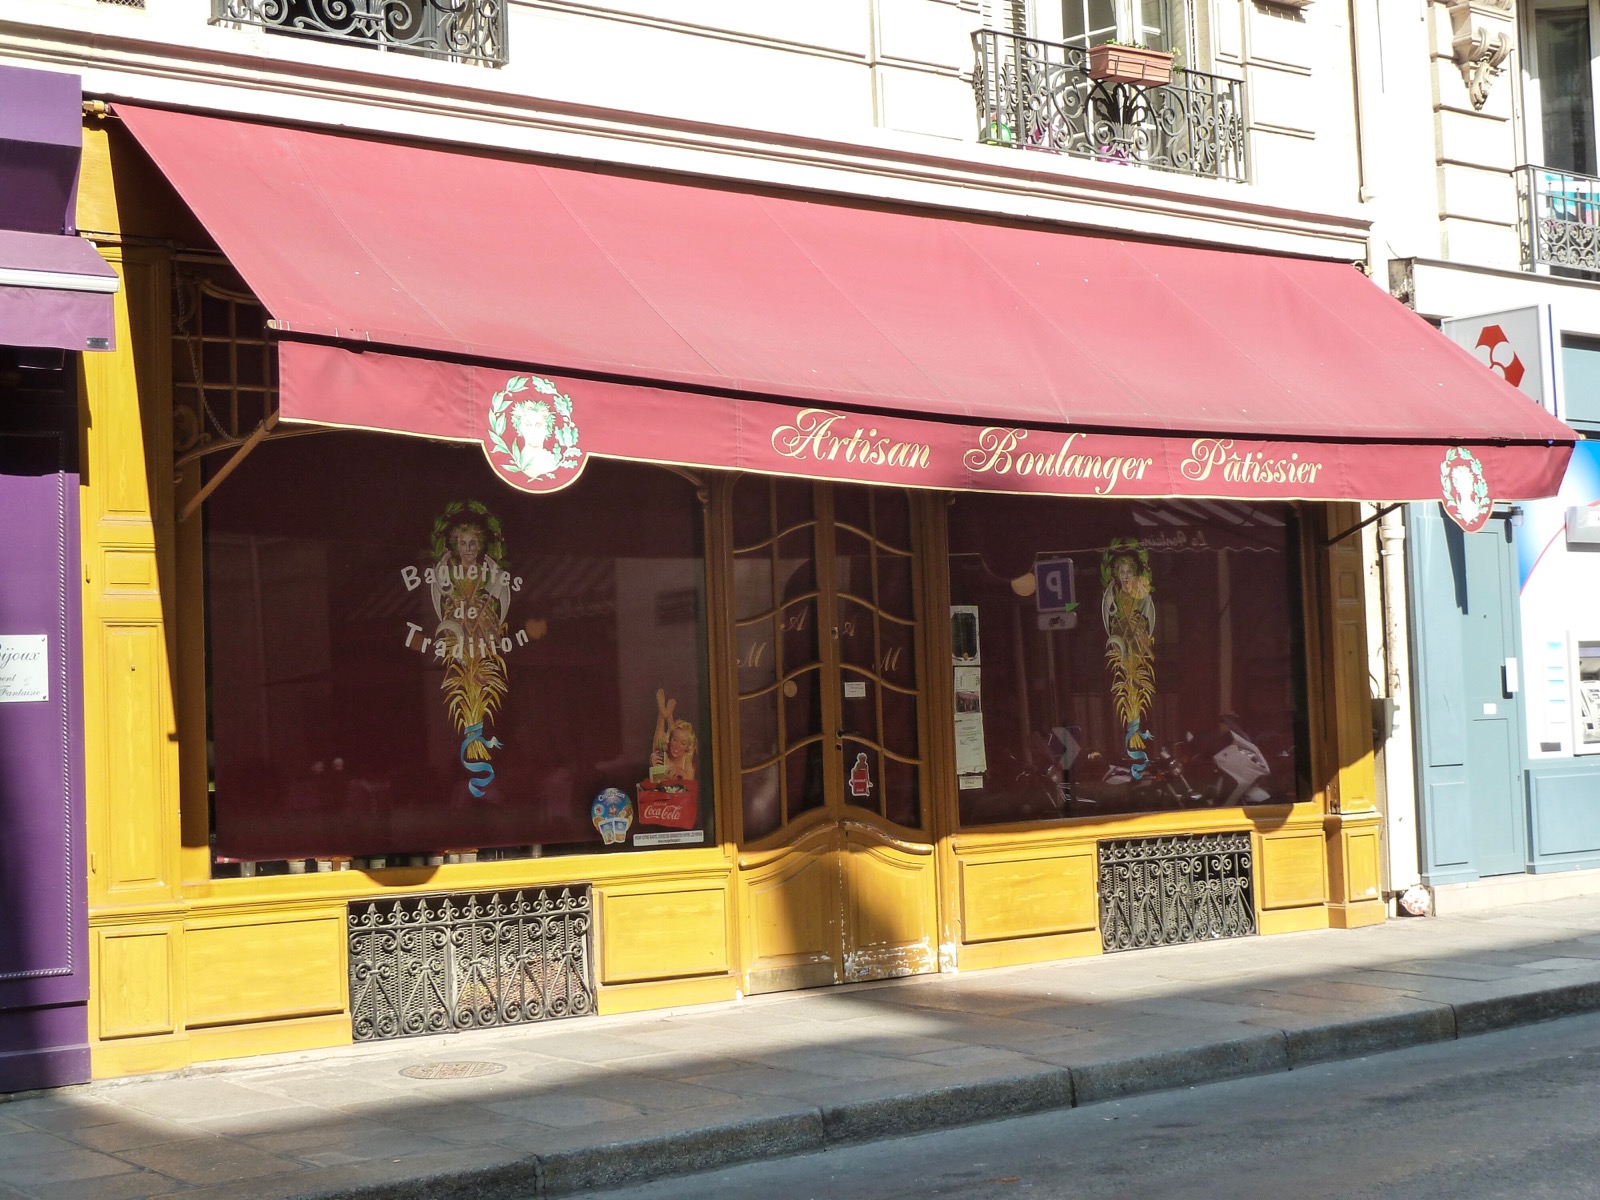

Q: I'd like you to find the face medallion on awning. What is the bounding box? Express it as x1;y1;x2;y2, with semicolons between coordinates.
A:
116;105;1575;504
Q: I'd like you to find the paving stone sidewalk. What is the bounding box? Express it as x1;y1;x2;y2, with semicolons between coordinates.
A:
8;895;1600;1200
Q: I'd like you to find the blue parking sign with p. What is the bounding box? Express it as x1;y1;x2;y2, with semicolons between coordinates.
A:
1034;557;1075;612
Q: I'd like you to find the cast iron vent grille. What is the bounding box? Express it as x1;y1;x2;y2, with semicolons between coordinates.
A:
348;885;594;1042
1097;832;1255;952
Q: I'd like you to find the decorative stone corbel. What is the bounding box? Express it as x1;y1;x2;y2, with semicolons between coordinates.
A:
1448;0;1515;111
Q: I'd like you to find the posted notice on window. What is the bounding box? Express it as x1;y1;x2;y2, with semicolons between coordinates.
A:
0;635;48;703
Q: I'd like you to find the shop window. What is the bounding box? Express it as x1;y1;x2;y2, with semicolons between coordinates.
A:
947;495;1305;825
172;272;278;465
203;436;712;870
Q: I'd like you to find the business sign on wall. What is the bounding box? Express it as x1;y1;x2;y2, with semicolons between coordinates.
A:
0;635;48;703
1442;306;1555;415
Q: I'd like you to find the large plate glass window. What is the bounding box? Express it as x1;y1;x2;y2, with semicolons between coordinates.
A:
202;436;713;872
946;494;1307;825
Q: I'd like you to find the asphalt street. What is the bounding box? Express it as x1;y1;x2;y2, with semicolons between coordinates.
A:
584;1010;1600;1200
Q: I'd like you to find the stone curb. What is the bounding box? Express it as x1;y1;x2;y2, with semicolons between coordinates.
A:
1453;977;1600;1037
1068;1029;1287;1106
283;986;1600;1200
820;1067;1076;1145
1281;1004;1457;1068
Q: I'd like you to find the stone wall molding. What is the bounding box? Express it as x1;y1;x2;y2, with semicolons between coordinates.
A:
1448;0;1515;112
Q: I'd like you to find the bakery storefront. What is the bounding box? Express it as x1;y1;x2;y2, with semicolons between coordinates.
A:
73;105;1573;1077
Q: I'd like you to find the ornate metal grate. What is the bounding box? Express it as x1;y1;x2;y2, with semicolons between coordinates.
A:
212;0;506;67
1519;164;1600;273
348;886;595;1042
1097;832;1255;952
972;29;1247;182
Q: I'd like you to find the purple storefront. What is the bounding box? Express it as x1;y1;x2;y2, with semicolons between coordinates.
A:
0;64;117;1092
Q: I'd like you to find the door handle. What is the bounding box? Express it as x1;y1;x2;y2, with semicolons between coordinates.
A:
1504;657;1519;695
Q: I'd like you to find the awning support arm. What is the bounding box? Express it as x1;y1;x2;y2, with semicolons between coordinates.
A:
178;411;278;523
1320;502;1403;547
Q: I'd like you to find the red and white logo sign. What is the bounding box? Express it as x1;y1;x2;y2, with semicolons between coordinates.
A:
637;782;699;830
1474;325;1526;389
847;751;874;799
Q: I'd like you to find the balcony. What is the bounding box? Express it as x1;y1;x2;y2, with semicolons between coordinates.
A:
211;0;506;67
972;29;1246;184
1519;165;1600;273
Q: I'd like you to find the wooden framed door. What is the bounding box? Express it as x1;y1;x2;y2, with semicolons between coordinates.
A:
730;477;938;994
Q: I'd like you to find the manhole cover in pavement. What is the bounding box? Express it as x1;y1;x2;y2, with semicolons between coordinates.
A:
400;1061;506;1080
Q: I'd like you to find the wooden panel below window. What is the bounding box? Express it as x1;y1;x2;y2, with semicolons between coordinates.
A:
960;850;1097;944
185;915;346;1028
600;887;730;985
96;928;174;1039
1259;831;1327;911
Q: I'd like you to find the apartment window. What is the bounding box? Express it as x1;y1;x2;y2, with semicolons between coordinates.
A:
1023;0;1190;59
1059;0;1183;52
1523;3;1600;271
1534;4;1597;174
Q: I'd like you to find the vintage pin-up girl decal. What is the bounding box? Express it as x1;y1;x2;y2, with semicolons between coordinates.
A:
636;688;701;830
650;687;698;782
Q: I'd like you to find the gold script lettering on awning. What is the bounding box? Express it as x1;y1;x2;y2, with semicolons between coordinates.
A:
964;428;1154;496
770;409;933;470
1180;438;1324;487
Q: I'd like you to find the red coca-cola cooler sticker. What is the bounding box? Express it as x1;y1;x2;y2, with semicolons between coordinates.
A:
636;781;700;829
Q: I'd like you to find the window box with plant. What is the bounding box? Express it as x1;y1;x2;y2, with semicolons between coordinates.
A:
1086;41;1175;87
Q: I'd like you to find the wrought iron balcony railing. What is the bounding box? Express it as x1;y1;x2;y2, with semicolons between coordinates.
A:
211;0;506;67
1519;164;1600;273
972;29;1246;183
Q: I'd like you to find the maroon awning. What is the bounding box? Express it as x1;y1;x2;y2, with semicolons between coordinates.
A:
116;104;1574;504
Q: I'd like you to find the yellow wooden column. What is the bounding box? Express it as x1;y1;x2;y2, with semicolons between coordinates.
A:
1316;503;1386;928
77;118;194;1076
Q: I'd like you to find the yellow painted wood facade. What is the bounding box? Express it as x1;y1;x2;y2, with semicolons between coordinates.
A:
76;118;1386;1079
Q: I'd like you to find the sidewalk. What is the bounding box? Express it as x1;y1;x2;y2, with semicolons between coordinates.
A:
8;896;1600;1200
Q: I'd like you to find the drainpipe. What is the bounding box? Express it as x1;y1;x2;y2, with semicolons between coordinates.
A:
1378;506;1422;897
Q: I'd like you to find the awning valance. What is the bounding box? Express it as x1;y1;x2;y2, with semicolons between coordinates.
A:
0;229;118;353
116;104;1575;504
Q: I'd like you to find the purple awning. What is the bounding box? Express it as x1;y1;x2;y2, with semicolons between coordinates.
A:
0;229;117;353
0;65;84;235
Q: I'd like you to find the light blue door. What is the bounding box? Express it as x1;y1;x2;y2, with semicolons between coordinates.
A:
1410;507;1528;881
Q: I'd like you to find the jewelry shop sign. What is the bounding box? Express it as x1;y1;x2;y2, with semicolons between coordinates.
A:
0;635;48;703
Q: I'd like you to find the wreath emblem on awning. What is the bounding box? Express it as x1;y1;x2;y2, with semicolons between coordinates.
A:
488;375;582;483
1440;446;1492;533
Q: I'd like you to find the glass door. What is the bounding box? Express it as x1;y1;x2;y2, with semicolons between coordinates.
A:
731;478;937;993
